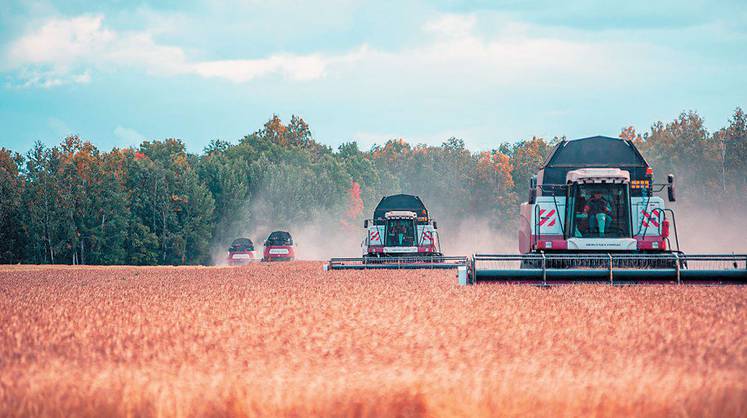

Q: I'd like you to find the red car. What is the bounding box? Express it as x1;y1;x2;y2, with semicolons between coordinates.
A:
262;231;295;261
226;238;258;265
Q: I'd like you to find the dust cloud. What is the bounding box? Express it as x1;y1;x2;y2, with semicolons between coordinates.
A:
210;194;363;264
437;217;515;256
670;204;747;253
212;195;746;265
211;206;515;263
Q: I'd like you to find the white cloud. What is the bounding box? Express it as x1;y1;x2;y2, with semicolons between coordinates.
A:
113;125;145;145
73;70;92;84
105;33;188;75
5;14;350;86
7;15;114;66
193;54;328;82
6;68;91;89
422;14;477;38
4;12;662;90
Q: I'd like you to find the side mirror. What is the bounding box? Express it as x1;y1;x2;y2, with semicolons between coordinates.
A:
364;219;369;228
667;174;676;202
528;175;537;204
433;221;438;229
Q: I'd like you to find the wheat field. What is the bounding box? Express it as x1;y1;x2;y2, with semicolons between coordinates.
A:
1;262;745;417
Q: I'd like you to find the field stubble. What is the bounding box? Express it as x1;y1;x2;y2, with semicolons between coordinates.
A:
0;262;745;417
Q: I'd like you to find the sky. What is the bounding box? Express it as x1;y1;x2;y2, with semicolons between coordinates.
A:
1;0;745;153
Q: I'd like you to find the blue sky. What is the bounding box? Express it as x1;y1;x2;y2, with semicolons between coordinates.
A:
1;0;745;153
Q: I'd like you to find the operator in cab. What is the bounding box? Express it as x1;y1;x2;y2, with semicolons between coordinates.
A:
584;191;612;237
388;221;407;245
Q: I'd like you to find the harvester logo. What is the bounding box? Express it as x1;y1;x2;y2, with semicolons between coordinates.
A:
538;209;556;227
370;230;381;242
421;230;433;243
641;209;660;228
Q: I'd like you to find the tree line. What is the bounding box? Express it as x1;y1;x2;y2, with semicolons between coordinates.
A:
1;108;745;264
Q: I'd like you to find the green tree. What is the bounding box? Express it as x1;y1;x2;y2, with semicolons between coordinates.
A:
714;107;747;199
23;142;64;263
640;111;719;200
0;149;24;262
129;139;215;264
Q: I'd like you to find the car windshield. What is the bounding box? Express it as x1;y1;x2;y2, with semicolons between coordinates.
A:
266;231;292;246
230;238;254;251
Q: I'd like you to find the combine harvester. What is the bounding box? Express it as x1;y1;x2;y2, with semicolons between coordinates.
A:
468;135;747;285
328;194;467;270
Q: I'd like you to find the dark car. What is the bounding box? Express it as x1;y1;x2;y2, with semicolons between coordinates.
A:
226;238;257;264
262;231;295;261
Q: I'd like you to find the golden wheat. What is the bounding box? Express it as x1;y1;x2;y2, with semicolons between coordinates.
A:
0;262;745;417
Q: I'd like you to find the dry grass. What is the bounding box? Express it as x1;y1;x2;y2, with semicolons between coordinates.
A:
1;262;745;417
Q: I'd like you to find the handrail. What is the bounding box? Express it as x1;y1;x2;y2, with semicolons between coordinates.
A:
534;204;541;250
663;208;680;252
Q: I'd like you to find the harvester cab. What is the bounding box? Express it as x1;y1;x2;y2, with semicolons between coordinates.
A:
327;194;468;270
566;168;636;245
362;195;441;258
470;136;747;285
382;211;418;249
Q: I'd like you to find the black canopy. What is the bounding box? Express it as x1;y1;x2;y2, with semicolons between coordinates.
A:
373;194;428;224
540;136;651;188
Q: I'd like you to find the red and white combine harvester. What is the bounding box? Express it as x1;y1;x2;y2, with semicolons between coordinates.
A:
327;194;467;269
468;135;746;285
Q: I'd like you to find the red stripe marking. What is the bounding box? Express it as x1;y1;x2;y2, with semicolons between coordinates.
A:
539;209;556;227
641;209;660;228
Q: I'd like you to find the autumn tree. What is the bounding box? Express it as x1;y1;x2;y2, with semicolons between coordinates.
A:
503;137;553;198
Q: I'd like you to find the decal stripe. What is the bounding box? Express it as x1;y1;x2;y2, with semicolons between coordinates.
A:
538;209;556;227
641;209;660;228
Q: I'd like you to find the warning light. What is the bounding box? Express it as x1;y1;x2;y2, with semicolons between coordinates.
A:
646;167;653;176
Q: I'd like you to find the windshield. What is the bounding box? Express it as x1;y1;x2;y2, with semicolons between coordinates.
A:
385;219;416;246
568;184;631;238
266;231;292;246
230;238;254;251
